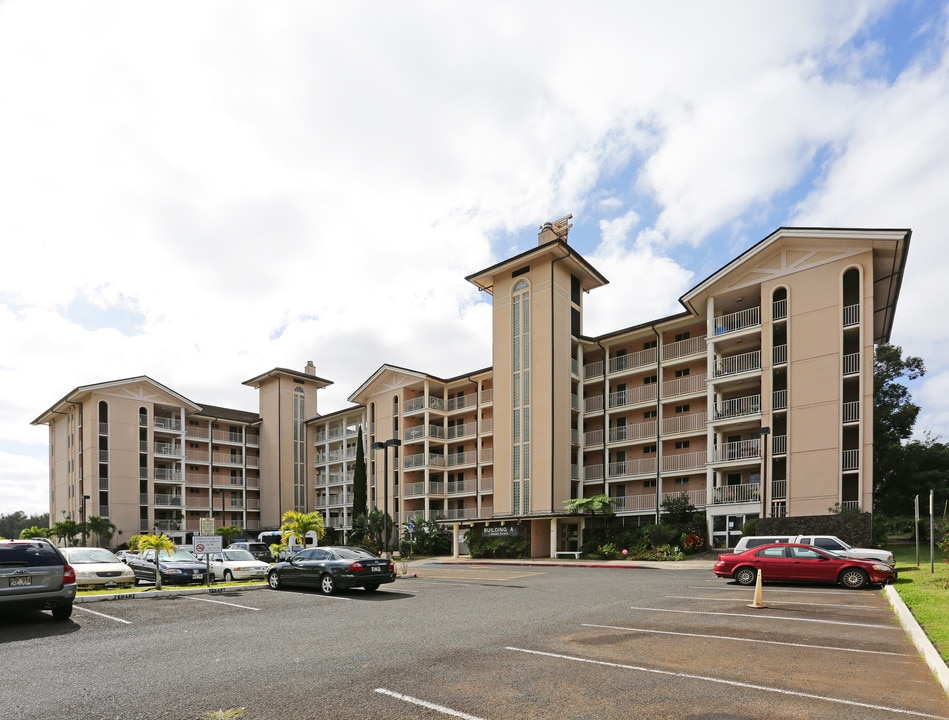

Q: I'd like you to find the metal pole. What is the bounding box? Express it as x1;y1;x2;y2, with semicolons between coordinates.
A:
383;445;389;558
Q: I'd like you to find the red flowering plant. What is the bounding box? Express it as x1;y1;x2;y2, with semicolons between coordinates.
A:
681;532;705;554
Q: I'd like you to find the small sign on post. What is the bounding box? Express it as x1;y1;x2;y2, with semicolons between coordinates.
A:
199;518;215;536
193;535;223;586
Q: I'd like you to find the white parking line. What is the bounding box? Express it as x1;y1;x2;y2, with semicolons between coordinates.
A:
505;647;949;719
582;623;913;657
73;605;132;624
375;688;486;719
186;596;260;610
628;605;900;629
669;594;891;611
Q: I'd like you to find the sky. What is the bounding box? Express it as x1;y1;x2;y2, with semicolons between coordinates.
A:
1;1;948;516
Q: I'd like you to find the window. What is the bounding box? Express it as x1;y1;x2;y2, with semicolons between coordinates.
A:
643;444;656;454
675;368;690;378
644;375;657;385
675;331;691;342
675;404;690;414
675;476;689;485
644;479;656;488
643;409;657;419
643;340;657;350
512;279;531;516
675;440;690;450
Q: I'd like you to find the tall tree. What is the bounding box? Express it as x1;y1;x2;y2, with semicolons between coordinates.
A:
351;426;368;530
136;533;176;590
279;510;326;552
873;343;926;514
86;516;117;548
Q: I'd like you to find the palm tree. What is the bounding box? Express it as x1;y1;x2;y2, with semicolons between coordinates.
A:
136;533;176;590
279;510;325;553
216;526;242;546
86;516;117;548
51;519;80;547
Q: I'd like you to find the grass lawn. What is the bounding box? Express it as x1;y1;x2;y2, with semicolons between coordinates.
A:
890;543;949;664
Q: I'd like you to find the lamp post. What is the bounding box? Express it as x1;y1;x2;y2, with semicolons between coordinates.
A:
81;495;90;547
758;427;771;519
371;438;401;558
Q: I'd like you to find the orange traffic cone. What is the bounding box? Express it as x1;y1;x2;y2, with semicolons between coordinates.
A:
747;569;767;609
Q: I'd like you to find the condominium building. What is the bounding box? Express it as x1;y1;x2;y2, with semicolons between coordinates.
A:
33;219;910;556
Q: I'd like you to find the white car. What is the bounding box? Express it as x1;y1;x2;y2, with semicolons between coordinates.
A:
58;547;137;588
204;549;270;582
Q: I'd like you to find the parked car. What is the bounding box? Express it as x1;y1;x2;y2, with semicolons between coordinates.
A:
733;534;895;565
204;549;270;582
226;541;274;563
0;538;76;621
267;546;396;595
126;548;208;585
58;547;136;588
714;543;896;590
114;550;139;564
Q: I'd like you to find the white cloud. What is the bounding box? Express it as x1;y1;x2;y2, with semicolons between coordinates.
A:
1;1;948;516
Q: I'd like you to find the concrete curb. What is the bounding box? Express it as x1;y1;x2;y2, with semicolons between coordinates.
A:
74;583;268;603
884;584;949;695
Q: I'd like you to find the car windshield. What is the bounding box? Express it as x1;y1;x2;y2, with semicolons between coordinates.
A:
221;550;255;561
331;548;375;560
159;550;200;561
66;548;120;564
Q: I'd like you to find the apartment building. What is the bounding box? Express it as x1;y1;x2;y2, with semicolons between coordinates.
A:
34;220;910;555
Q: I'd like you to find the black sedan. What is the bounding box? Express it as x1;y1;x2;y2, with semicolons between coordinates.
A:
266;546;396;595
127;549;208;585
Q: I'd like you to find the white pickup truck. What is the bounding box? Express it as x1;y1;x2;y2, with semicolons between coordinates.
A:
734;534;894;565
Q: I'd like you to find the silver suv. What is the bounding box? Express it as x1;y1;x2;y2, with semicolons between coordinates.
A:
0;539;77;621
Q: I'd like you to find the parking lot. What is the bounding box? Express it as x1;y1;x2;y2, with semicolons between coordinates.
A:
2;562;947;719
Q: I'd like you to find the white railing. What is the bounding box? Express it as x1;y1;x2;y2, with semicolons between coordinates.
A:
772;298;787;320
583;464;604;481
480;389;493;404
713;306;761;335
772;344;787;365
710;439;760;463
447;479;478;494
662;411;706;435
479;448;494;463
662;488;706;509
773;389;787;410
447;394;478;412
662;373;706;398
186;427;210;440
584;428;604;446
771;480;787;499
447;422;477;439
585;395;604;412
609;458;657;478
609;421;656;443
583;360;604;379
843;353;860;375
842;449;859;471
448;450;478;467
154;416;181;431
609;347;657;374
662;335;706;360
661;450;706;472
843;401;860;423
843;303;860;327
712;483;759;504
714;350;761;377
771;435;787;455
613;493;657;512
713;394;761;420
609;384;657;408
154;494;181;506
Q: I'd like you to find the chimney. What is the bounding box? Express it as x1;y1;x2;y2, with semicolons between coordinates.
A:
538;213;573;245
305;361;316;376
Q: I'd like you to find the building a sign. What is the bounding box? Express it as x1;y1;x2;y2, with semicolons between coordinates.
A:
481;526;519;538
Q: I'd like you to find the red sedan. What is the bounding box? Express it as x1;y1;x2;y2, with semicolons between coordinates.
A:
713;543;896;590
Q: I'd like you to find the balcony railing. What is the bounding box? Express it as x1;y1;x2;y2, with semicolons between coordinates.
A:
609;384;657;409
842;449;859;471
843;303;860;327
843;401;860;423
662;373;706;398
709;439;760;463
583;464;604;481
714;350;761;378
585;395;604;413
843;352;860;375
772;344;787;365
608;458;658;478
771;435;787;455
612;493;657;512
713;306;761;335
609;347;657;374
712;483;759;504
661;450;706;472
662;411;706;435
583;360;604;380
773;389;787;410
609;421;657;443
447;394;478;412
712;394;761;421
772;298;787;320
662;335;706;360
771;479;787;499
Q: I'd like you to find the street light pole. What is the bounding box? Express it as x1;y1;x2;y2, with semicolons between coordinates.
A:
758;427;771;519
371;438;401;558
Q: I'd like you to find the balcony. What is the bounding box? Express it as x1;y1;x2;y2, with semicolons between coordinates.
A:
612;493;657;512
773;389;788;411
842;449;859;471
713;306;761;335
403;452;447;469
608;458;658;479
609;346;657;374
608;420;657;444
843;303;860;327
404;396;445;414
661;450;706;473
662;411;706;435
713;350;761;378
662;335;706;360
709;439;760;464
446;394;479;412
154;416;182;432
608;384;657;409
712;483;759;504
843;401;860;423
772;344;787;365
843;353;860;376
583;360;604;380
771;434;787;455
662;373;706;398
712;394;761;421
772;298;787;320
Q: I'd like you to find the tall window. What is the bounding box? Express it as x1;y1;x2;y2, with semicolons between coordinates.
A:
293;387;306;511
512;279;531;515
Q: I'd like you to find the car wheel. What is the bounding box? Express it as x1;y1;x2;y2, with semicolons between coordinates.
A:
224;570;234;582
267;571;281;590
840;568;869;589
363;583;380;592
319;574;336;595
734;566;757;586
51;603;73;621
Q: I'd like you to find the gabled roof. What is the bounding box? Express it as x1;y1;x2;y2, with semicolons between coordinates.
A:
192;403;260;425
242;366;333;389
32;375;201;425
465;237;608;294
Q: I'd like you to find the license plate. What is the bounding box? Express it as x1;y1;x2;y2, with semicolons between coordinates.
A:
371;566;380;573
10;576;32;587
